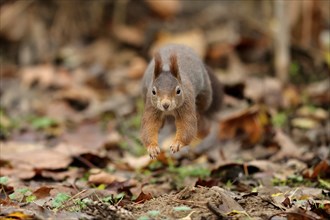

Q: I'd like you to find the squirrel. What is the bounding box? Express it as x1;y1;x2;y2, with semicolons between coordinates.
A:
141;44;223;159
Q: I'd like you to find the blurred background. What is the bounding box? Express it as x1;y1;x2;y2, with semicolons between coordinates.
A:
0;0;329;158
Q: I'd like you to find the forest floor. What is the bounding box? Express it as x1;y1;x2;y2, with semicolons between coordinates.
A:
0;1;329;219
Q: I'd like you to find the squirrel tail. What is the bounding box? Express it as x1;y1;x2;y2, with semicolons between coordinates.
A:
204;65;223;116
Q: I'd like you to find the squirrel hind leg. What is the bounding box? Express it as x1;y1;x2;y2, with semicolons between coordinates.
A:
197;114;211;139
196;90;212;113
204;65;223;116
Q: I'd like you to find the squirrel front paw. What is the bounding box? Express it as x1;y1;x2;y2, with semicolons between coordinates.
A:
170;140;185;154
147;145;160;159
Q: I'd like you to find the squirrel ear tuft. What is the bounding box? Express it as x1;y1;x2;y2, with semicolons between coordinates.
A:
169;53;180;80
153;52;162;79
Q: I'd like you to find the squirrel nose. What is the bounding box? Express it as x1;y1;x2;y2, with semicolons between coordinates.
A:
163;103;170;110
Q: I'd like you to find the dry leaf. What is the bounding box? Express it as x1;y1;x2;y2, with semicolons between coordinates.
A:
41;168;82;181
145;0;181;18
127;57;147;79
282;85;301;108
219;106;267;146
33;186;53;199
271;129;302;160
55;122;108;156
124;154;151;170
151;29;206;58
134;191;153;203
113;25;144;46
0;142;72;179
306;80;330;105
88;170;127;185
244;77;283;108
291;118;319;129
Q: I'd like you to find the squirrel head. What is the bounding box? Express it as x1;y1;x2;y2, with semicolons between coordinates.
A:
150;52;184;111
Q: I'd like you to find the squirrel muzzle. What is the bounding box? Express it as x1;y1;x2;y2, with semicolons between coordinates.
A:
159;98;174;111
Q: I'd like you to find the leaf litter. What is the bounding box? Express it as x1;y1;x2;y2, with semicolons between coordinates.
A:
0;1;329;219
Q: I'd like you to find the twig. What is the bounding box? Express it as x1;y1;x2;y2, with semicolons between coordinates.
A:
170;198;207;209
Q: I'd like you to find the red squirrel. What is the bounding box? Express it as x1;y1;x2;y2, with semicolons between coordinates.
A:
141;44;223;159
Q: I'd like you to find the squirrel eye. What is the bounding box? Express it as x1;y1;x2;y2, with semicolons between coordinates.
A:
176;87;181;95
152;88;156;95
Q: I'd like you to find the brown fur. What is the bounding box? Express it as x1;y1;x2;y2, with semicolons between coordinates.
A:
204;65;223;115
154;52;162;79
169;53;180;80
141;44;223;159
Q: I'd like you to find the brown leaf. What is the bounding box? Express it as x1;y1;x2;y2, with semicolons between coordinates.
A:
145;0;181;18
150;30;206;58
0;1;32;41
88;170;127;185
219;106;267;146
303;160;330;179
134;191;153;204
0;142;72;179
45;101;79;123
306;79;330;106
41;168;82;181
33;186;53;199
282;85;301;108
22;150;71;170
124;154;151;170
271;129;302;160
113;25;144;46
127;57;147;79
55;86;99;112
282;197;291;208
195;179;219;188
55;121;109;156
244;77;283;108
0;167;36;180
20;64;73;89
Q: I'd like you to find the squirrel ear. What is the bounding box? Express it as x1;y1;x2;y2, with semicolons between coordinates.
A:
153;52;162;79
169;53;180;81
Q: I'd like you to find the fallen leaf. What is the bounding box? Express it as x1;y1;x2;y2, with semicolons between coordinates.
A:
145;0;181;18
113;25;144;46
306;79;330;105
33;186;53;199
244;77;283;108
127;57;147;79
88;170;127;185
134;191;153;204
151;29;206;58
55;121;109;156
291;118;319;129
304;160;330;179
55;86;99;112
20;64;72;89
296;106;328;120
41;168;82;181
271;129;302;160
124;154;151;170
219;106;268;146
11;149;71;170
282;85;301;108
0;142;72;179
